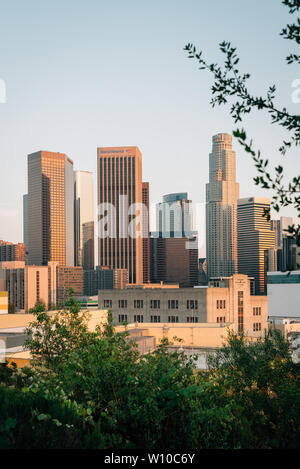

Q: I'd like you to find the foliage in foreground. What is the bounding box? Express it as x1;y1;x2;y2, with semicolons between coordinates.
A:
0;302;299;449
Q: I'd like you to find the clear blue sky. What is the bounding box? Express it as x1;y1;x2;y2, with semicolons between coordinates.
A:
0;0;299;256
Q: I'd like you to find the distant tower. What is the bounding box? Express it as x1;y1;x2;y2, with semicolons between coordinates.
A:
97;146;143;284
206;133;239;279
238;197;275;295
142;182;150;283
27;151;74;266
156;192;193;238
23;194;28;263
74;171;95;270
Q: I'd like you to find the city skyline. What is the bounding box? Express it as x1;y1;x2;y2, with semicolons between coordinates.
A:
0;0;299;250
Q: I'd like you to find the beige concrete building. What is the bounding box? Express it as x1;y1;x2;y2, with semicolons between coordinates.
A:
98;274;267;337
0;261;83;312
206;134;240;280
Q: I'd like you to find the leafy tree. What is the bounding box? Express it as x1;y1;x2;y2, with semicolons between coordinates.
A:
29;301;46;314
0;305;299;449
184;0;300;252
208;329;300;448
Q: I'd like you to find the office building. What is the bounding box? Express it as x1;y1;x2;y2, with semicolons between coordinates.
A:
156;192;194;238
150;236;198;288
74;171;95;270
97;146;143;284
27;151;74;266
98;274;267;336
84;266;128;296
0;261;83;312
0;241;26;263
237;197;275;295
23;194;28;262
271;217;293;248
56;266;83;304
142;182;150;283
206;133;239;279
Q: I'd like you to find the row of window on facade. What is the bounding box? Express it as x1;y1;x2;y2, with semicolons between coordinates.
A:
103;299;226;310
117;315;201;324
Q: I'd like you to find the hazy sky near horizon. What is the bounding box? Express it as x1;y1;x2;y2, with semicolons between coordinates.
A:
0;0;299;256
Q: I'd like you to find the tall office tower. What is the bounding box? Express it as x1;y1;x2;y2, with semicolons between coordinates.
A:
142;182;150;283
27;151;74;266
23;194;28;262
74;171;95;270
271;216;294;248
238;197;275;295
156;192;193;238
97;146;143;284
206;133;240;279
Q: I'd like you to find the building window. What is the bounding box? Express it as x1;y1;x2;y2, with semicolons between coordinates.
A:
187;317;198;323
118;299;127;308
168;316;179;323
150;300;160;309
134;299;143;309
238;291;244;333
217;300;226;309
168;300;178;309
134;314;144;323
36;271;40;303
118;314;128;323
253;322;262;332
150;315;160;323
217;316;226;324
253;307;261;316
103;299;112;308
187;300;198;310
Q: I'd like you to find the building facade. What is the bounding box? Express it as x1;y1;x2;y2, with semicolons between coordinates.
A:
206;133;239;280
23;194;28;262
74;171;95;270
267;270;300;321
98;274;267;336
156;192;194;238
237;197;275;295
27;151;74;266
0;261;83;312
150;236;199;288
0;241;26;262
142;182;150;283
97;146;143;284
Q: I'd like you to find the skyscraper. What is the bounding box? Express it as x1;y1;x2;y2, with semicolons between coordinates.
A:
97;146;143;284
142;182;150;283
156;192;193;238
271;216;293;248
74;171;95;270
206;133;239;279
23;194;28;262
27;151;74;266
237;197;275;295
